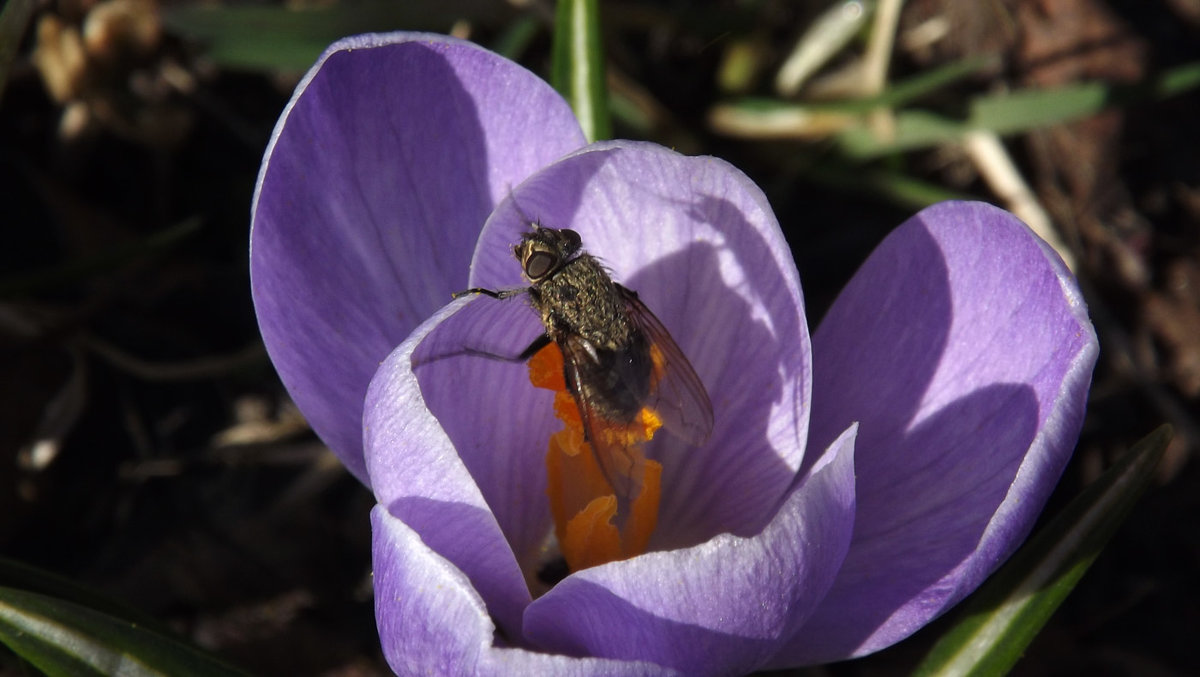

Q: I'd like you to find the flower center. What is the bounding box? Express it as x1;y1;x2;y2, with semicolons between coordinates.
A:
528;342;662;572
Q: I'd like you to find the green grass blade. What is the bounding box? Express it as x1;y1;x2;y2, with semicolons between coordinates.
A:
0;558;165;633
968;81;1110;135
795;163;974;209
722;56;993;117
838;61;1200;157
161;2;506;72
0;586;247;676
912;425;1172;677
551;0;610;142
491;14;541;61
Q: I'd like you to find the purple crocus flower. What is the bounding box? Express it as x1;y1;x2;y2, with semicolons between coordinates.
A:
251;33;1098;675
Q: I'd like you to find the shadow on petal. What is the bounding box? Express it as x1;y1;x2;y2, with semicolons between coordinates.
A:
782;201;1096;665
524;424;857;675
385;496;535;643
805;223;952;468
646;191;811;543
410;295;557;571
780;383;1036;664
253;36;580;483
627;240;796;549
436;145;812;555
526;579;780;668
471;146;620;291
365;301;541;641
371;505;670;675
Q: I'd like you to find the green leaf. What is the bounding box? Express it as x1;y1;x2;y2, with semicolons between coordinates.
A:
718;61;1200;156
0;586;247;676
551;0;611;142
794;162;973;209
912;425;1172;677
0;558;164;633
161;1;508;72
491;14;541;61
838;61;1200;157
720;57;994;117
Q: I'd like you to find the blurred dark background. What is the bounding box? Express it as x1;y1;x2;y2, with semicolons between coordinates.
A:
1;0;1197;674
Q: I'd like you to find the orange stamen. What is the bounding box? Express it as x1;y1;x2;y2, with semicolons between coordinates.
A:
527;342;567;391
531;342;662;572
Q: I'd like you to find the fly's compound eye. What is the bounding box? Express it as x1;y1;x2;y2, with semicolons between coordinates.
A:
525;250;559;281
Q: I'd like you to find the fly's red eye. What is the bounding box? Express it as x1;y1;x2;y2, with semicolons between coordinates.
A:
526;250;558;280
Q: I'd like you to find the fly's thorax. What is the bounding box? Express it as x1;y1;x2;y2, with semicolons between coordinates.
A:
531;253;635;349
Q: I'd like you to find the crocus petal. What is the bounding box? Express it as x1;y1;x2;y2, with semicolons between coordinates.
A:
251;32;585;482
364;298;546;638
775;201;1098;664
522;425;857;675
371;506;674;676
450;140;812;549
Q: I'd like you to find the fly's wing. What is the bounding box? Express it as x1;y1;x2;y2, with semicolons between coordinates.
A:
555;288;713;514
617;285;714;446
560;333;647;515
